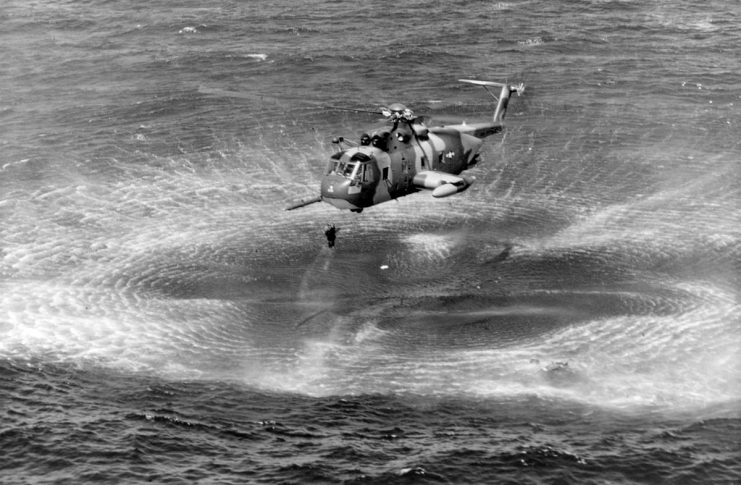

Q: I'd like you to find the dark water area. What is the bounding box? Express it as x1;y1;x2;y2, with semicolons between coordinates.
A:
3;361;739;484
1;0;740;483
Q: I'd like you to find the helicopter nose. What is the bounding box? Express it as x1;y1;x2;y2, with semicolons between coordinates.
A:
321;174;363;211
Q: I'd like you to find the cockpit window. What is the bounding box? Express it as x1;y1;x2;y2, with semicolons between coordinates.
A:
327;152;343;174
360;164;372;183
329;152;374;183
330;160;358;178
342;161;357;177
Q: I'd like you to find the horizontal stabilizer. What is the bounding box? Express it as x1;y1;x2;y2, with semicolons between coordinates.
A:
459;79;525;96
458;79;508;87
458;79;525;123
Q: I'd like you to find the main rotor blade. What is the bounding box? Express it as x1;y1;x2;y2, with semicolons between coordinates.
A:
419;114;473;126
322;105;383;115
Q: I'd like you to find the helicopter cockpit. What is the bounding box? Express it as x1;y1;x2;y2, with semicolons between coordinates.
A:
327;151;375;185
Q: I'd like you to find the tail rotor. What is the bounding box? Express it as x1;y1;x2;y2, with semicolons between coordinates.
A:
458;79;525;123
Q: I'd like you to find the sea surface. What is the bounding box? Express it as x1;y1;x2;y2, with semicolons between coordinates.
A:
1;0;740;483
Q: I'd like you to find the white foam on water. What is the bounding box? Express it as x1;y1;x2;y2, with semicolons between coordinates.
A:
240;268;740;412
0;278;255;375
448;283;736;409
0;162;295;376
539;281;740;409
401;233;458;261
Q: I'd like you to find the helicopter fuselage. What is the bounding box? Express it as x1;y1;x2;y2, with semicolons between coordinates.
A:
286;80;524;213
321;123;492;212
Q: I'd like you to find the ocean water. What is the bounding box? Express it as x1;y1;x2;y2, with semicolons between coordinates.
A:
1;0;740;483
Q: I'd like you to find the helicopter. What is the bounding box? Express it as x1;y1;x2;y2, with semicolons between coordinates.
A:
286;79;525;213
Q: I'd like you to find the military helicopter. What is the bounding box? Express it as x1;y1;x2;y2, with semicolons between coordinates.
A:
286;79;525;213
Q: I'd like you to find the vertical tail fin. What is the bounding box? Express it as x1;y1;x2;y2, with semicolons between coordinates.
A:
458;79;525;123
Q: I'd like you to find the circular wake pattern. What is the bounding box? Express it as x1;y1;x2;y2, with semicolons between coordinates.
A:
257;234;739;409
1;0;739;414
1;2;740;483
1;138;738;411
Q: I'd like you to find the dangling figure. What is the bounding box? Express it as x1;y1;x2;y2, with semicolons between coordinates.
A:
324;224;338;248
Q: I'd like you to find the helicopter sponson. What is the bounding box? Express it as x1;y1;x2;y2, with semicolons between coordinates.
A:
287;79;524;213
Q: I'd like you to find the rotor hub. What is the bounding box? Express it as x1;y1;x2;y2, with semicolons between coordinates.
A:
382;103;415;121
